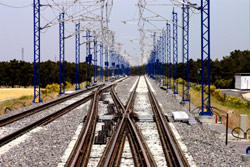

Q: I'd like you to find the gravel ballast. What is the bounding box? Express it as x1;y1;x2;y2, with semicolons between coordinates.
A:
0;101;90;167
115;76;138;105
0;92;92;138
147;76;246;167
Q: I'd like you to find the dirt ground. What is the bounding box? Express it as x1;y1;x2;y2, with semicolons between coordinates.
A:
0;88;34;102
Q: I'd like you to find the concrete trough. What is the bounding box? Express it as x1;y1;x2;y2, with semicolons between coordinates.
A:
172;111;189;122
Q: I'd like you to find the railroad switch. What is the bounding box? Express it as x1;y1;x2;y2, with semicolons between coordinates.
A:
94;120;114;144
94;131;107;144
107;104;115;114
99;94;105;101
103;100;109;104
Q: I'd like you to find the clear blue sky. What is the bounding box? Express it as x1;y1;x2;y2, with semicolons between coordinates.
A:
0;0;249;66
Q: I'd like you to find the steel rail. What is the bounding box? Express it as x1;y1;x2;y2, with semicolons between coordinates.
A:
98;77;140;167
65;89;99;167
0;91;95;147
110;85;125;113
127;132;140;167
145;76;189;167
0;84;101;127
113;133;127;166
0;78;128;147
99;76;156;167
97;116;127;167
127;115;157;167
64;77;128;167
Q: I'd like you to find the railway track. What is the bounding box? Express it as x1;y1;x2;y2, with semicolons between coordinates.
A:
145;76;189;167
98;77;157;167
98;76;189;167
0;76;189;166
65;76;189;166
0;78;127;147
0;84;101;127
65;88;100;167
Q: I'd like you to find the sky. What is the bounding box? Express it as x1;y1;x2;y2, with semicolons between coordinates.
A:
0;0;249;66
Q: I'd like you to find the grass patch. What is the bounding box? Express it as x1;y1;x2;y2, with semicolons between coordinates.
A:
177;84;250;130
0;84;75;115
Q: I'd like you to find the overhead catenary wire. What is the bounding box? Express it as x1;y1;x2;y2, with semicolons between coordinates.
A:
0;2;32;8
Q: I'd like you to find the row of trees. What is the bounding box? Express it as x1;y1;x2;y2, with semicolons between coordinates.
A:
0;60;93;88
0;50;249;88
130;50;250;89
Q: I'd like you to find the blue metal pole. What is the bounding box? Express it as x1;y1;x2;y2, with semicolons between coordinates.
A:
93;39;97;83
173;11;178;94
153;32;156;79
75;23;80;90
182;2;190;102
159;36;163;85
86;31;92;88
100;43;103;82
200;0;212;116
156;40;160;82
197;69;200;85
59;12;65;95
166;23;171;89
105;46;109;82
33;0;42;103
163;31;167;86
111;51;115;79
116;54;119;79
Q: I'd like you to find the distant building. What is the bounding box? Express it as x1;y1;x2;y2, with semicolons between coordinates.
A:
235;73;250;90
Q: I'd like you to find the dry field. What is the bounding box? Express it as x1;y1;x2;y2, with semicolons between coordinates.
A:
0;88;34;102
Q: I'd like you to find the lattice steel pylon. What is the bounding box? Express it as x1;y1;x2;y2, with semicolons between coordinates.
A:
86;30;92;88
33;0;42;103
105;46;109;82
172;11;178;94
93;38;98;83
166;23;171;89
200;0;212;116
162;31;166;86
100;43;104;82
156;40;160;82
182;2;190;102
153;32;156;79
59;12;65;95
75;23;80;91
159;36;163;85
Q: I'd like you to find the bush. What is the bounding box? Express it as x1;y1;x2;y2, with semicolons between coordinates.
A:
192;85;201;91
225;95;247;106
19;95;32;100
65;81;72;89
46;83;60;92
177;78;187;85
214;79;233;89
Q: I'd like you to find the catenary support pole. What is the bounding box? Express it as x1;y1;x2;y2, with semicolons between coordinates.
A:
75;23;80;90
172;11;178;94
182;1;190;102
93;38;97;83
33;0;42;103
200;0;212;116
86;30;92;88
100;43;103;82
105;46;109;82
166;23;171;89
59;12;65;95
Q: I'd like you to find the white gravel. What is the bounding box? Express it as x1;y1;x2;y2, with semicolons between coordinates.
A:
0;92;92;137
146;76;246;167
134;76;168;166
115;76;138;105
0;89;92;120
120;137;134;167
0;101;90;167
